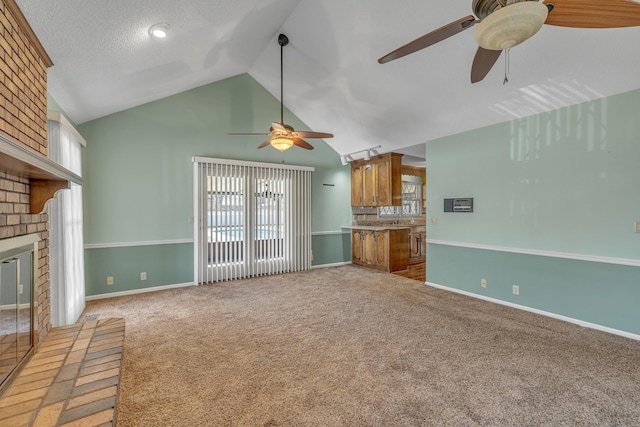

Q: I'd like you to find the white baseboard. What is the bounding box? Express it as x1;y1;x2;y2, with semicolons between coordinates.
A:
311;261;352;270
85;282;196;301
0;302;31;310
426;281;640;342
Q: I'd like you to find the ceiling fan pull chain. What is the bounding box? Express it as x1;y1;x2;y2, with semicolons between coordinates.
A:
503;49;509;85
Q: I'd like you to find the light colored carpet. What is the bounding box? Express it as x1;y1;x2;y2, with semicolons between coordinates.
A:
81;265;640;426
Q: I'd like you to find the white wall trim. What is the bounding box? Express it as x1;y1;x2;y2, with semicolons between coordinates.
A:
85;239;193;249
85;282;196;301
311;230;349;236
311;261;352;269
427;239;640;267
0;303;31;310
426;281;640;342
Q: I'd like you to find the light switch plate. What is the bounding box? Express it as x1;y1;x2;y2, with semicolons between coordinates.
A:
635;221;640;233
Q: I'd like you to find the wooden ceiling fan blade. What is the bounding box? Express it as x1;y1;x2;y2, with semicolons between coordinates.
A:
293;138;314;150
257;139;272;149
293;131;334;139
378;15;476;64
543;0;640;28
471;47;502;83
271;122;287;131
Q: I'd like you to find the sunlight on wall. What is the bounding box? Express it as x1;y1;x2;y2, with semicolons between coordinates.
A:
490;77;604;120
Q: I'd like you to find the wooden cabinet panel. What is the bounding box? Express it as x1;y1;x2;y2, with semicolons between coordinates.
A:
352;230;363;263
350;153;403;207
409;229;426;261
388;229;409;272
374;160;390;206
362;164;376;206
374;230;388;268
362;230;377;265
351;228;408;273
351;166;363;206
409;233;422;259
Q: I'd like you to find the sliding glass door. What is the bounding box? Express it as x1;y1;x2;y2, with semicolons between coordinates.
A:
194;158;313;283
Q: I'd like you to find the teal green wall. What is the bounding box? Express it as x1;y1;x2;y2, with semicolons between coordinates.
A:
84;244;193;295
47;94;76;126
76;74;351;296
427;245;639;334
311;234;351;266
425;88;640;335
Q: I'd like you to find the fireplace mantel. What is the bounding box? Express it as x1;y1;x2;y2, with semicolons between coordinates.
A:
0;130;82;214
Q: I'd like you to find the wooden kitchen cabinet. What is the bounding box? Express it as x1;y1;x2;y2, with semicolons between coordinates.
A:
351;153;403;207
351;229;363;263
351;228;408;273
351;166;364;206
409;229;426;261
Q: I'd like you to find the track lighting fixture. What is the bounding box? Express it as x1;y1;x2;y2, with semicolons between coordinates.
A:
340;145;382;165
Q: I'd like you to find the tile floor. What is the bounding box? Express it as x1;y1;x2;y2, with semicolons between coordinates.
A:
0;318;124;426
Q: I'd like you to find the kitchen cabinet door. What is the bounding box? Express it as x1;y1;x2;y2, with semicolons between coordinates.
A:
350;153;403;207
374;160;391;206
351;166;363;206
351;230;363;263
373;230;388;268
362;230;377;265
362;164;376;206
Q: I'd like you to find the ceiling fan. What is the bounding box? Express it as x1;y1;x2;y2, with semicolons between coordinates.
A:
228;34;333;152
378;0;640;83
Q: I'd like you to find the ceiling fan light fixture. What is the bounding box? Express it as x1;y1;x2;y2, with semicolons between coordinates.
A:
271;136;294;152
475;1;548;51
149;23;170;39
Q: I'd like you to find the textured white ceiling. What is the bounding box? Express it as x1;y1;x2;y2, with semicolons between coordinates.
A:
16;0;640;164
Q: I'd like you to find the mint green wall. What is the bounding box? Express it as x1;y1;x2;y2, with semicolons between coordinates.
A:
427;245;639;334
311;166;351;232
426;90;640;258
425;88;640;335
47;94;76;126
77;74;351;295
84;244;193;296
312;234;351;266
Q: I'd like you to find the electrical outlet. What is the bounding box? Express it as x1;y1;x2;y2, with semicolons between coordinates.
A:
18;284;23;295
141;272;147;281
481;279;487;288
107;276;114;285
512;285;519;295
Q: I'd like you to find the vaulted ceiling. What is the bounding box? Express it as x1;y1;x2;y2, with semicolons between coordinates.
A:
16;0;640;165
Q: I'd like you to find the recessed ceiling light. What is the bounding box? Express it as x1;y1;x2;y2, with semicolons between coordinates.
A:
149;23;169;39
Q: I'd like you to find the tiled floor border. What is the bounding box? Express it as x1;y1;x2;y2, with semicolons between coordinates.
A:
0;318;125;426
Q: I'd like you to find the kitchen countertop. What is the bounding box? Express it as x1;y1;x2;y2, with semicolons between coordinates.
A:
342;225;412;231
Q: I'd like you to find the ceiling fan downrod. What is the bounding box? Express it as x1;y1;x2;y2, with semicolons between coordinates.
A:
278;34;289;125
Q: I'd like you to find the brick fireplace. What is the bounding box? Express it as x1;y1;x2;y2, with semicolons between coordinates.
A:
0;1;87;396
0;0;54;346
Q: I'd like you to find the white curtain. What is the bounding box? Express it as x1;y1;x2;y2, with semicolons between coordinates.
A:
193;157;313;284
47;113;86;326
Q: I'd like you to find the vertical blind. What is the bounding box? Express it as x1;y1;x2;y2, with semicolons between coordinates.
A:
193;157;314;284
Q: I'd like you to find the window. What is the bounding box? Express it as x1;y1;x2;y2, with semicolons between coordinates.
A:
378;181;422;218
47;112;86;327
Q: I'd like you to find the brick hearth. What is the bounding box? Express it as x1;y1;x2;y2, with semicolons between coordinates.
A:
0;318;124;426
